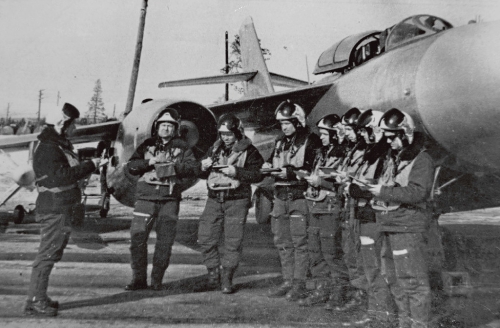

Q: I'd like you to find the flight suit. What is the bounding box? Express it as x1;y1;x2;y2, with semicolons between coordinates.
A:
268;130;321;300
301;144;349;306
349;141;395;323
338;142;368;294
372;133;434;328
127;136;198;288
197;137;263;289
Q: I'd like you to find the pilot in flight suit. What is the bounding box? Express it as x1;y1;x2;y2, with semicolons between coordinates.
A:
367;108;434;328
265;100;321;302
198;114;264;294
126;108;198;291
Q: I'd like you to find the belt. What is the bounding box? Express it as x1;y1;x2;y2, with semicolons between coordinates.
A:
275;185;305;201
274;180;307;187
210;190;246;203
37;183;78;193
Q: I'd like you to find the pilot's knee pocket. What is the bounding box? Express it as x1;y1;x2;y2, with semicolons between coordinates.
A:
131;212;152;234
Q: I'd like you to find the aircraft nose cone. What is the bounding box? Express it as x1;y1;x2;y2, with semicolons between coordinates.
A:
416;20;500;172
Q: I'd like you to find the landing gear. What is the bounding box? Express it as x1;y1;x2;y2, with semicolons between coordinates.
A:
13;205;25;224
97;140;111;219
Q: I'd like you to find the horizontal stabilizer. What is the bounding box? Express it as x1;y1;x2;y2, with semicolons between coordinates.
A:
158;71;258;88
158;71;308;89
270;73;309;88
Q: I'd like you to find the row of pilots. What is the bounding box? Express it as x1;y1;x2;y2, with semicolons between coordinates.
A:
23;100;433;328
193;101;433;328
123;102;434;328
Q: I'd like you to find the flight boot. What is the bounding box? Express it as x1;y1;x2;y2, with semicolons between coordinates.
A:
324;285;348;311
150;266;166;291
23;298;58;317
333;288;367;311
267;280;293;298
125;272;148;291
297;280;330;307
25;266;58;316
221;267;236;294
206;266;221;290
24;297;59;313
285;280;308;302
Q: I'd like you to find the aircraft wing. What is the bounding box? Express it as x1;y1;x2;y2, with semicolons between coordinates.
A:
434;168;500;214
69;120;121;144
0;121;121;149
206;81;334;128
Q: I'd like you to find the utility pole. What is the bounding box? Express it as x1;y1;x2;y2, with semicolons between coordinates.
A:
113;104;116;118
57;91;61;106
6;103;10;124
305;55;310;85
124;0;148;116
225;31;229;101
38;90;44;125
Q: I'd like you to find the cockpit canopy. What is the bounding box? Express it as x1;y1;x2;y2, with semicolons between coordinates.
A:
313;15;453;75
313;30;381;75
385;14;453;51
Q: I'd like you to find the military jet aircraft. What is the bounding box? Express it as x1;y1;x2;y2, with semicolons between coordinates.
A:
1;14;499;225
157;14;500;219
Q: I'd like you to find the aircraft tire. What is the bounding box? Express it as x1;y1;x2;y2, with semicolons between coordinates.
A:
99;208;108;218
13;205;25;224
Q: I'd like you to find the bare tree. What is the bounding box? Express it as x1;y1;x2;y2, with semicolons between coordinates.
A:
220;34;271;95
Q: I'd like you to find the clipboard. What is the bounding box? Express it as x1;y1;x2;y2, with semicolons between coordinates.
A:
260;168;281;174
349;175;374;186
294;170;309;179
318;167;344;177
212;165;228;170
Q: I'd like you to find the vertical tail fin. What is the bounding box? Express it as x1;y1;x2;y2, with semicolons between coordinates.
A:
239;16;274;97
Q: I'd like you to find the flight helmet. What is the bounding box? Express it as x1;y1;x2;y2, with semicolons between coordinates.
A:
341;107;361;127
154;108;181;134
275;100;306;127
317;113;341;143
357;109;384;143
317;113;341;130
217;113;243;140
379;108;415;144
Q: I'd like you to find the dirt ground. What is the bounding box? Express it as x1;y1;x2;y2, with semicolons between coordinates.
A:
1;175;500;327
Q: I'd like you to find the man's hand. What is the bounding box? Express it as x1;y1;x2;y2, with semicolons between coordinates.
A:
98;157;109;167
262;162;272;169
201;158;213;171
220;165;236;177
304;174;320;187
271;168;287;179
367;184;382;197
91;158;101;167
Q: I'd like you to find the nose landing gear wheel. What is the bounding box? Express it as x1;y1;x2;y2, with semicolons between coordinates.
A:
99;208;109;218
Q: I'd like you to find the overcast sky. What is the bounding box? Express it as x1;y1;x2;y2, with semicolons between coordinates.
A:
1;0;499;119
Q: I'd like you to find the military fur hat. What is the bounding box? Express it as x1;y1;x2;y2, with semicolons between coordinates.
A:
45;103;80;125
62;103;80;119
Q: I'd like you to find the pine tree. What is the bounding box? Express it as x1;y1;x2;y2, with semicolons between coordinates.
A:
87;79;106;124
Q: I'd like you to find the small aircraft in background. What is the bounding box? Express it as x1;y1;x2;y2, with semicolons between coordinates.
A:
0;14;499;225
